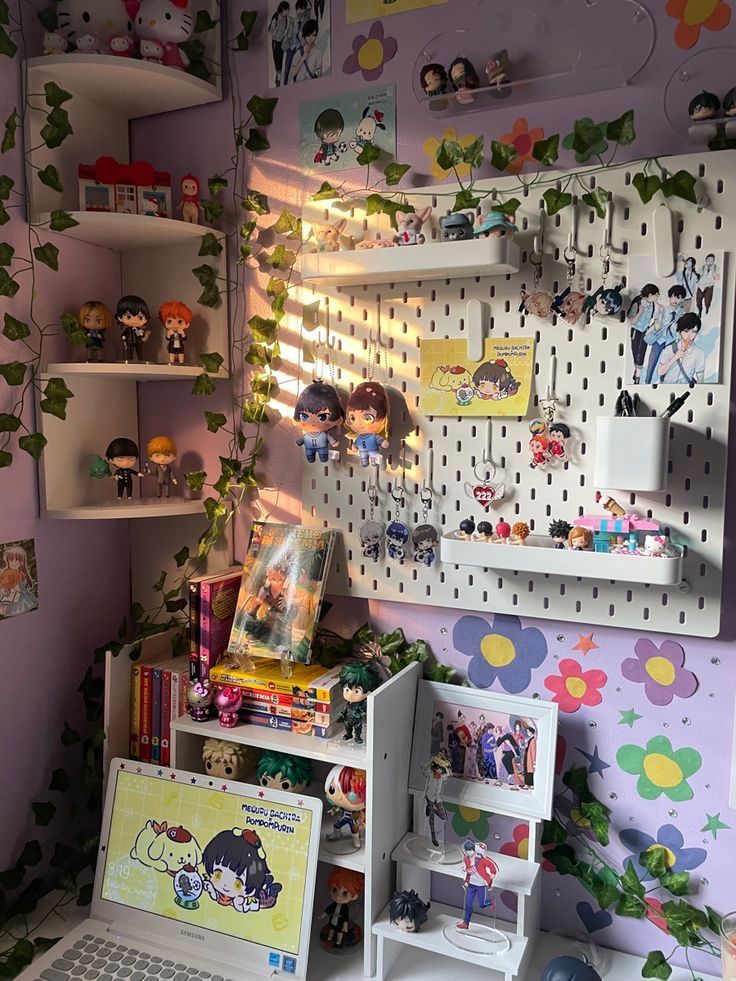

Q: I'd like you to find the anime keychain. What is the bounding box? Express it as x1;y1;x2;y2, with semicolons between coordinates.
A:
412;485;440;568
551;245;587;327
463;459;507;509
295;340;343;465
359;476;384;564
528;397;571;469
519;245;555;321
386;482;410;563
584;242;624;318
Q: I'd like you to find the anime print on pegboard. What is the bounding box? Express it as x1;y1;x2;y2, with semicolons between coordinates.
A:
299;85;396;173
267;0;331;88
625;249;724;385
0;538;38;620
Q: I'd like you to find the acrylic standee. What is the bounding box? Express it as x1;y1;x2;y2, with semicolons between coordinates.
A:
443;918;511;956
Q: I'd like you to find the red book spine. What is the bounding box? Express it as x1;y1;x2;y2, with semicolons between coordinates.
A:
139;664;153;763
189;582;201;681
160;667;172;767
129;665;141;760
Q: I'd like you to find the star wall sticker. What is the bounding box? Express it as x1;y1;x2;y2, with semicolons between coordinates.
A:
157;769;164;776
572;633;599;656
618;708;643;728
119;762;126;770
190;777;197;784
297;799;304;807
136;767;142;774
221;784;228;792
258;790;265;798
701;813;730;839
170;773;177;780
577;745;611;778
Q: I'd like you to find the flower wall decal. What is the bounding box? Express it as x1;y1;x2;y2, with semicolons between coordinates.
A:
498;117;544;174
501;823;555;872
666;0;731;48
617;735;702;801
447;803;490;841
422;127;479;180
453;613;548;693
619;823;707;880
621;638;698;706
544;658;607;713
342;21;397;81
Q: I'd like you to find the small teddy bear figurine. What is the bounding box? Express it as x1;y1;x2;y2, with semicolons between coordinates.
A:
313;219;347;253
395;207;432;247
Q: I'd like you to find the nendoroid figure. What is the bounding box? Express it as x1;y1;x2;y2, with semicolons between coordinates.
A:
257;751;313;793
105;437;143;499
457;839;498;930
412;524;439;567
345;382;390;467
337;661;382;744
320;869;364;950
117;295;150;361
78;300;112;362
390;889;431;933
325;765;366;850
145;435;178;498
419;62;448;97
421;751;452;847
549;519;573;549
159;300;193;365
202;828;281;912
294;381;343;463
360;520;384;563
313;107;345;166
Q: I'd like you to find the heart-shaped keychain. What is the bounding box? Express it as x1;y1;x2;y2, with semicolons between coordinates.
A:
464;460;506;510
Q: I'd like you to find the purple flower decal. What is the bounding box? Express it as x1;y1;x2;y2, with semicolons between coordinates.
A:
621;638;698;706
342;21;397;81
453;614;547;693
619;823;707;881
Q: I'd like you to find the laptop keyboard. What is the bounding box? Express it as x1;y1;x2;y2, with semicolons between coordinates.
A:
36;936;236;981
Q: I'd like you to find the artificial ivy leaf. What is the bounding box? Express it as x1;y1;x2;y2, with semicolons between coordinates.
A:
44;81;72;108
311;181;339;200
582;186;608;218
171;632;188;657
242;189;269;214
462;136;485;169
641;951;672;980
245;343;276;366
242;401;268;425
33;939;60;955
0;266;19;296
365;192;387;217
198;284;220;308
0;448;12;467
383;162;411;186
247;94;278;126
43;377;73;400
251;374;277;398
640;845;669;879
3;938;34;972
0;173;12;199
40;107;73;149
49;768;69;792
199;352;224;374
266;276;286;297
173;546;190;570
61;311;86;345
0;241;13;264
198;231;223;256
706;905;722;935
240;10;257;37
0;360;25;385
270;292;286;323
453;188;480;212
192;263;216;287
0;199;8;225
660;871;691;896
19;433;47;460
185;58;211;82
184;470;207;492
212;472;230;496
49;209;78;231
17;840;42;867
207;175;228;196
152;570;167;594
0;0;8;25
273;209;302;238
0;863;24;889
356;142;381;166
245;129;270;152
203;497;227;521
532;134;560;166
37;4;56;30
194;9;217;31
616;893;646;918
622;860;645;898
179;37;205;62
540;818;567;846
3;313;30;340
0;25;17;57
204;411;227;433
201;199;224;223
238;243;253;264
32;801;56;826
191;373;216;396
0;413;20;431
572;117;604;155
543;187;573;216
266;243;296;270
495;197;521;217
237;430;247;451
490;140;518;172
667;169;697;204
240;219;257;240
33;242;60;270
2;109;18;153
165;598;187;613
632;172;662;204
77;882;94;907
562;766;589;796
590;870;620;910
435;138;463;171
607;109;636;145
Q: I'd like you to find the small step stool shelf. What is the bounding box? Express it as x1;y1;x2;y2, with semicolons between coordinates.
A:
38;212;211;251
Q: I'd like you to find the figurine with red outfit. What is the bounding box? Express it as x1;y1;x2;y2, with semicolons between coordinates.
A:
457;839;498;930
180;174;202;224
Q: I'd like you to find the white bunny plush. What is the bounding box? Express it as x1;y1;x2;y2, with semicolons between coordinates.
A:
134;0;194;70
57;0;133;52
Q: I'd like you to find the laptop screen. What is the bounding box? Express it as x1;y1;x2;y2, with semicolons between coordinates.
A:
100;768;316;965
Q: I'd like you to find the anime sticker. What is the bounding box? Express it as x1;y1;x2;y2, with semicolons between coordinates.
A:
267;0;331;89
625;250;724;385
0;538;38;620
299;85;396;173
419;338;535;417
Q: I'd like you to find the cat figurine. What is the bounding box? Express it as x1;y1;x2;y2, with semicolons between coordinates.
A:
57;0;133;52
134;0;194;70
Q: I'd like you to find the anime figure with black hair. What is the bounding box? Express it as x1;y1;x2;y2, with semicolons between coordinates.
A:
105;437;143;499
389;889;430;933
337;661;382;744
419;62;448;97
696;252;719;317
116;295;150;361
456;839;498;930
313;107;346;165
421;751;451;847
202;828;281;911
549;518;573;549
257;751;313;793
411;523;439;567
294;381;343;463
643;284;687;383
657;312;705;385
547;422;570;462
386;521;410;563
583;284;624;318
688;90;720;121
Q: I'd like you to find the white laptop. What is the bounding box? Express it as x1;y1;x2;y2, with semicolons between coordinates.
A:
19;759;323;981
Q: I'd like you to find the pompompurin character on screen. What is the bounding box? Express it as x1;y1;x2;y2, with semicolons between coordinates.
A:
294;381;344;463
78;300;112;362
429;365;473;395
472;359;519;401
131;820;203;876
353;106;385;149
202;828;281;912
314;108;345;165
412;524;439;567
346;382;390;467
159;300;193;365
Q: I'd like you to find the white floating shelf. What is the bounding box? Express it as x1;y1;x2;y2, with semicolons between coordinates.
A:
46;500;204;520
301;237;520;286
38;212;209;251
441;533;684;586
26;56;221;119
392;832;539;896
44;362;221;381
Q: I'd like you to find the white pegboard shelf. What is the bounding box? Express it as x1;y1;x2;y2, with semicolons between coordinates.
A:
301;237;520;286
38;212;209;251
441;533;684;586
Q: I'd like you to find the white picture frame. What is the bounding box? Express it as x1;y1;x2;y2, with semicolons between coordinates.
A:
408;679;559;821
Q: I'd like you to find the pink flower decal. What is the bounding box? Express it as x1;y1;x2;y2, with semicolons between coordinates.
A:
342;21;397;81
501;823;555;872
498;117;544;174
621;639;698;706
544;659;607;713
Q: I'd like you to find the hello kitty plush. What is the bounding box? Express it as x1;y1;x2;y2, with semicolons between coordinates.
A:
109;34;135;56
139;37;164;62
75;32;100;53
57;0;133;52
135;0;194;71
43;30;68;54
643;534;668;557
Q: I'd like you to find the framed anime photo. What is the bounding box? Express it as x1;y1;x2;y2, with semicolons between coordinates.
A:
409;680;559;821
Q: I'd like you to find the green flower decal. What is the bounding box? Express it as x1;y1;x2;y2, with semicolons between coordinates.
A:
447;803;490;840
562;117;609;163
616;736;702;802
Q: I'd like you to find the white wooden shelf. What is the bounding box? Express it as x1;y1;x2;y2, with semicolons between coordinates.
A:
45;362;222;381
38;212;209;251
319;809;366;873
46;500;203;520
441;533;684;586
301;237;520;287
26;56;221;119
392;832;539;896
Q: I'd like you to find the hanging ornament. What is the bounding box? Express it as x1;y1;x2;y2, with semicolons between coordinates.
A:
463;459;507;509
519;244;555;321
386;482;410;563
584;242;624;318
551;245;587;327
359;476;384;564
528;397;572;469
412;484;440;567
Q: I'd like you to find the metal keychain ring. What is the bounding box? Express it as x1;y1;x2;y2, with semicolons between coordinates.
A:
473;459;497;483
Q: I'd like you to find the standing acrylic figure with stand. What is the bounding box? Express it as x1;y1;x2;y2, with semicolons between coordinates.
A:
443;839;511;955
406;751;461;865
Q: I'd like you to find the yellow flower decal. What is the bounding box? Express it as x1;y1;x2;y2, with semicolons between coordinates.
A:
423;127;480;181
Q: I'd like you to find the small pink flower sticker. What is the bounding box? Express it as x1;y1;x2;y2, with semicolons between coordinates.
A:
621;639;698;706
342;21;397;81
501;823;555;872
544;659;607;713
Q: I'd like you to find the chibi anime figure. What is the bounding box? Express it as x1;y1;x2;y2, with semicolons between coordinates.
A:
552;287;587;326
456;384;474;405
584;283;624;318
724;87;736;116
568;526;593;551
519;288;555;320
117;295;150;361
78;300;112;362
458;516;476;540
456;839;498;930
475;520;493;542
187;679;215;721
449;57;479;103
325;765;366;849
548;422;570;462
320;869;364;950
105;437;143;499
354;106;385;149
202;828;281;912
474;210;517;239
338;661;382;744
131;820;203;877
214;686;243;728
529;434;550;469
485;49;510;87
512;521;530;545
294;381;343;463
440;211;474;241
202;738;250;780
429;364;473;394
421;751;451;847
179;174;202;223
360;520;384;563
494;518;511;544
345;382;390;467
542;956;604;981
311;219;347;252
386;520;410;563
159;300;192;365
412;523;439;567
395;207;432;246
390;889;431;933
473;359;519;400
688;90;721;121
549;518;573;548
420;62;448;97
145;435;178;498
257;751;313;792
314;108;346;165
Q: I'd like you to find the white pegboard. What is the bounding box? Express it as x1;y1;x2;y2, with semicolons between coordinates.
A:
299;151;732;638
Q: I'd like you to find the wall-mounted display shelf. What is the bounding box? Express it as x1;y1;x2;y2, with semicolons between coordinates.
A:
46;500;204;520
44;362;226;381
39;211;211;251
441;534;684;586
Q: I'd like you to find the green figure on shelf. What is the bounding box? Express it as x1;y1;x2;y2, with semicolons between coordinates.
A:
337;661;383;745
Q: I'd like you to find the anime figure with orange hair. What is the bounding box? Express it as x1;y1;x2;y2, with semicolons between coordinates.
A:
324;765;366;850
320;868;364;949
159;300;193;365
0;543;37;618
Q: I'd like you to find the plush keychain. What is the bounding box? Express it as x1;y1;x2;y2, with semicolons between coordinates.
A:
294;380;343;464
346;381;390;468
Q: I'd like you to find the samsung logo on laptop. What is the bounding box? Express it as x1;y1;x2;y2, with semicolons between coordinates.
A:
180;929;206;941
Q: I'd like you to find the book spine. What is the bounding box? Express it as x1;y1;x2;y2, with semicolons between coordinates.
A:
129;665;141;760
180;671;189;718
208;668;341;702
151;668;162;764
171;670;180;725
241;710;294;732
241;697;331;725
139;664;152;764
189;582;201;681
199;582;213;681
160;668;172;768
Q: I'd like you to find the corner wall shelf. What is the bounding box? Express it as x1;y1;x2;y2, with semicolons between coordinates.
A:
38;212;210;251
45;362;224;381
46;500;204;520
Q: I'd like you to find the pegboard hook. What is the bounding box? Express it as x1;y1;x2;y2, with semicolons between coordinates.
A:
567;195;578;253
482;418;492;466
422;446;435;495
466;298;487;362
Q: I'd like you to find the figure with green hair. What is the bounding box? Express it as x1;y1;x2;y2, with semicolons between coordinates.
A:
257;751;313;793
337;661;383;745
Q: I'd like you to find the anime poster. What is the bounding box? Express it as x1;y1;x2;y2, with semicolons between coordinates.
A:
299;85;396;174
0;538;38;621
101;772;314;956
419;338;536;417
267;0;330;89
346;0;447;23
624;250;725;386
226;523;335;663
431;699;540;796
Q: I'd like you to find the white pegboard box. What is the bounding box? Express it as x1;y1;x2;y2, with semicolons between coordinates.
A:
300;151;732;638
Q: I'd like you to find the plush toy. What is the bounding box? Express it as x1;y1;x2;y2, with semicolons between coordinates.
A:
395;207;432;247
43;30;68;54
312;219;347;253
134;0;194;71
541;955;603;981
57;0;133;52
201;738;250;780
